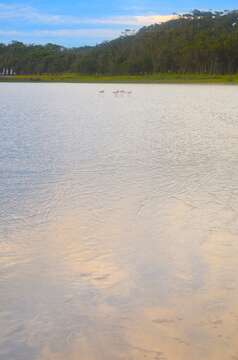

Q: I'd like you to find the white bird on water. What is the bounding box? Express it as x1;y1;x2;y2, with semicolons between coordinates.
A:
112;89;133;95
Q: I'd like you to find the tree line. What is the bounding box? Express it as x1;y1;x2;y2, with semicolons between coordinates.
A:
1;10;238;75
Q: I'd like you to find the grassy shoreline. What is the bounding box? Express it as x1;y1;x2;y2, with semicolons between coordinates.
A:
1;73;238;84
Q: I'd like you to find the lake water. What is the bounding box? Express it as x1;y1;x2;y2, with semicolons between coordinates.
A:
1;83;238;360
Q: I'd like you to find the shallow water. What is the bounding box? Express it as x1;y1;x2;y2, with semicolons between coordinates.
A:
1;83;238;360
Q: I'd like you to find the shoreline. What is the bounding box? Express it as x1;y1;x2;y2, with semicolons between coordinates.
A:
1;73;238;84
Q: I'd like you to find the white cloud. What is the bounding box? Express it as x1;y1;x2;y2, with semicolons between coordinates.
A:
85;15;178;26
0;3;178;26
34;29;121;38
0;29;121;39
0;30;24;36
133;14;178;25
0;4;63;23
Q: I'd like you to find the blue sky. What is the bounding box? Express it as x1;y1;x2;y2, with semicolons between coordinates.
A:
0;0;237;46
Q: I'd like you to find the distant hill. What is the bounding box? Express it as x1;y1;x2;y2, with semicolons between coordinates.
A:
1;10;238;75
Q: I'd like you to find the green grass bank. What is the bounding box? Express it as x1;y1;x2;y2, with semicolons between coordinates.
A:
1;73;238;84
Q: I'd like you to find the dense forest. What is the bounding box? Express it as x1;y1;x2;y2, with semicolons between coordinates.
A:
1;10;238;75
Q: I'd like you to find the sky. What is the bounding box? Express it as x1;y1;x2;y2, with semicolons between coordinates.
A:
0;0;237;47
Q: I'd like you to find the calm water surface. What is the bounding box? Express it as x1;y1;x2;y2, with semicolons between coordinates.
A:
1;83;238;360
